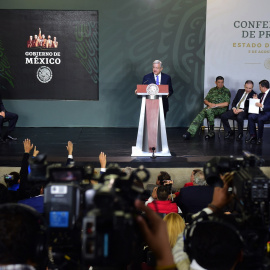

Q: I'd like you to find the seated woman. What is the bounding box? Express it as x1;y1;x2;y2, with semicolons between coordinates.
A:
164;213;190;270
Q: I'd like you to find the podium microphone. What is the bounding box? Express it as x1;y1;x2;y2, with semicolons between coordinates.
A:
151;147;156;159
143;80;148;84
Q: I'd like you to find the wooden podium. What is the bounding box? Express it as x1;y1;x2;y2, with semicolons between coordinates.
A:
131;84;171;157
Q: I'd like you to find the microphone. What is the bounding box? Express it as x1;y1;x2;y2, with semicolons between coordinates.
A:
143;80;148;84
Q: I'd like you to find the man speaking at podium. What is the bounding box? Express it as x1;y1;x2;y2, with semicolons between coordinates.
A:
141;60;174;119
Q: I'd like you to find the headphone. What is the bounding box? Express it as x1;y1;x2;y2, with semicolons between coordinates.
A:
0;203;48;266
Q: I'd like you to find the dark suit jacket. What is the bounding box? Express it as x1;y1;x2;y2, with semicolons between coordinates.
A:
258;91;270;114
142;72;173;112
175;186;214;221
231;89;256;113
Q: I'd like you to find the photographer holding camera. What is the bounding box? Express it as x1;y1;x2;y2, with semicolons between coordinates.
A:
181;153;270;270
0;204;48;270
145;171;178;206
147;185;181;214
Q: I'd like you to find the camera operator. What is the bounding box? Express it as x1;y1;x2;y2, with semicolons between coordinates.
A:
182;180;244;270
0;204;48;270
135;176;244;270
135;199;177;270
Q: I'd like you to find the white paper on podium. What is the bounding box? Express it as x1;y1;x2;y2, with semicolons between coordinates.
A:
248;98;260;114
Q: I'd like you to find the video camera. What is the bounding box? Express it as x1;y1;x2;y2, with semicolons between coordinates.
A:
28;155;150;269
202;151;270;269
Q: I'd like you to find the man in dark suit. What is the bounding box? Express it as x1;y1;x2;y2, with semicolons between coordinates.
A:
246;79;270;145
0;94;18;143
221;80;256;141
175;171;214;222
141;60;174;118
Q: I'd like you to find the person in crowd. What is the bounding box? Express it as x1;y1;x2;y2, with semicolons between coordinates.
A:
193;170;206;186
135;200;177;270
221;80;256;141
163;213;186;248
66;140;74;166
175;171;213;221
147;185;180;214
183;169;202;187
17;141;43;214
0;93;18;143
246;79;270;145
0;203;48;269
183;76;231;140
164;213;190;270
135;60;174;118
5;171;20;191
145;171;176;205
18;183;44;213
8;138;40;203
137;177;244;270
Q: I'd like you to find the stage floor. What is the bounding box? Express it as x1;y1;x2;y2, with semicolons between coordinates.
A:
1;127;270;168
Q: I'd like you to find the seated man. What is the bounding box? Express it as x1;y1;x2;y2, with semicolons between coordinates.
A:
246;79;270;145
147;185;180;214
175;171;214;221
183;76;231;140
221;80;256;141
184;169;202;187
0;93;18;142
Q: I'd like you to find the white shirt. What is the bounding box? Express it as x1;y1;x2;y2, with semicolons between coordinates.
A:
261;89;269;111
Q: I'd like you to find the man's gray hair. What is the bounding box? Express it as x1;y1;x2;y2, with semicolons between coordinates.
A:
194;171;207;186
153;60;163;68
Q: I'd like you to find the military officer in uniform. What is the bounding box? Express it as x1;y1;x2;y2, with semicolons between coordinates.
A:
183;76;231;140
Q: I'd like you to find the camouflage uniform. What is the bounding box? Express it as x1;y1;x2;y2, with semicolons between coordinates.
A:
187;86;231;136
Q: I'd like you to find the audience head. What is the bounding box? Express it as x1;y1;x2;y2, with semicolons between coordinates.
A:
5;171;20;188
190;169;201;183
185;215;243;270
164;213;185;248
156;185;169;201
193;171;206;186
0;204;47;267
156;171;171;185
